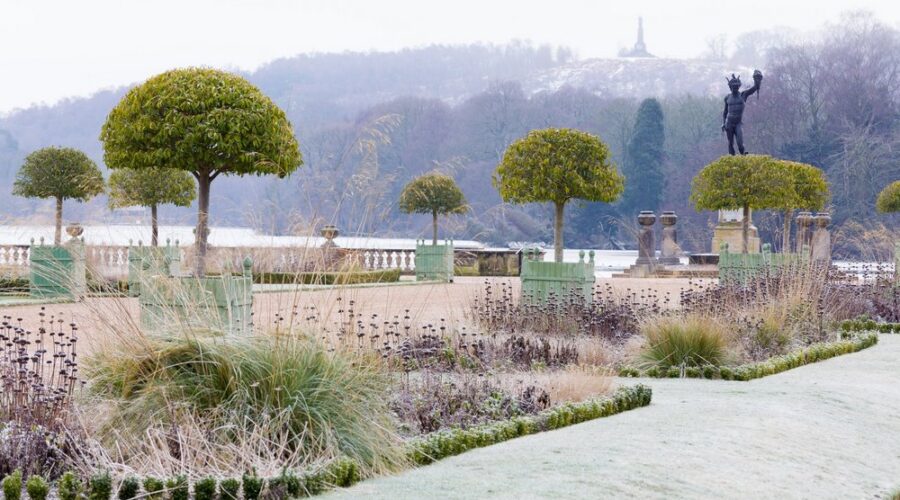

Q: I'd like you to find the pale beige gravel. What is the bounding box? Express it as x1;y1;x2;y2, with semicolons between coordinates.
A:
0;277;702;356
328;336;900;499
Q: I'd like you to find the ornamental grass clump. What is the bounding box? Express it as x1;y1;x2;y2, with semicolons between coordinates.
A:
639;315;730;369
84;331;405;477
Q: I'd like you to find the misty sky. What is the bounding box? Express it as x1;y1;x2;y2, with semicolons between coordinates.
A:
1;0;898;114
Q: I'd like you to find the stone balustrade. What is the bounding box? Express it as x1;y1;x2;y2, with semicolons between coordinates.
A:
1;243;421;277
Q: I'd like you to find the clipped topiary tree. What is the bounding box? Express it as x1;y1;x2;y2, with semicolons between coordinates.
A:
776;160;829;252
13;147;104;245
690;154;793;254
108;167;196;246
494;128;624;263
876;180;900;214
398;172;469;244
101;68;302;275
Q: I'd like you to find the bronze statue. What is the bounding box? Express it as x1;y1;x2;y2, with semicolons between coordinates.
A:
722;70;763;155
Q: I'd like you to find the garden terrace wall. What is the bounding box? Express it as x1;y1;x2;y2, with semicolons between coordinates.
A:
619;333;879;381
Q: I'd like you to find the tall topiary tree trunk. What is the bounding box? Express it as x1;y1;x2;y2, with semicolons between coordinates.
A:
782;209;792;253
742;204;750;254
195;172;211;276
432;210;438;245
554;202;565;263
151;203;159;247
54;196;63;245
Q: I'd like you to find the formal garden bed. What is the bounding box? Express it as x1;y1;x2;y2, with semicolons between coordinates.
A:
0;287;651;499
466;263;897;382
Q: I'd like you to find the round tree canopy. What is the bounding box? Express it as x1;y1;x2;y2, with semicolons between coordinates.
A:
876;180;900;213
398;172;469;216
778;160;830;211
493;128;624;206
100;67;302;178
690;154;794;212
108;167;196;209
13;146;104;201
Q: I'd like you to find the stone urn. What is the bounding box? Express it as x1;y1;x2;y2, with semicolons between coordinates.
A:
65;223;84;239
637;211;657;227
320;224;340;243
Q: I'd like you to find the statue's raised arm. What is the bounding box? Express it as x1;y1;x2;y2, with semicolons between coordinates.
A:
741;69;763;101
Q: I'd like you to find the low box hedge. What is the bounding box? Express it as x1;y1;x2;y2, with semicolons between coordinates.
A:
619;332;879;381
253;268;401;285
840;319;900;334
406;384;652;465
8;385;651;499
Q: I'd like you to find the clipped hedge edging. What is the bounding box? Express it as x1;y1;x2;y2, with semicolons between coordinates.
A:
840;319;900;334
0;385;651;499
618;333;879;381
254;268;401;285
407;384;652;465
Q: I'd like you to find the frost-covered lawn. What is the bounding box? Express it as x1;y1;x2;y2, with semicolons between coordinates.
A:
329;336;900;499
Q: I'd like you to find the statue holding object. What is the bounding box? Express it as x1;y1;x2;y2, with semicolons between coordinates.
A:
722;69;763;155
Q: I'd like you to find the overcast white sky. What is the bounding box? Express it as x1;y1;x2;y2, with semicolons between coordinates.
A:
1;0;898;114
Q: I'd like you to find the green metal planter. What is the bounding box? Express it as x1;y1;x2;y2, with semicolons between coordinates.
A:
127;241;182;296
718;243;809;284
139;258;253;335
416;240;454;282
29;239;86;299
520;248;595;305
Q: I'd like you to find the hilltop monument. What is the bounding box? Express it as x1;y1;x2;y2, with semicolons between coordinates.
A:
619;17;655;58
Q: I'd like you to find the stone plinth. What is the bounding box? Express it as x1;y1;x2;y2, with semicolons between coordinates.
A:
658;211;681;266
635;211;657;268
712;209;760;254
810;212;831;264
796;212;814;254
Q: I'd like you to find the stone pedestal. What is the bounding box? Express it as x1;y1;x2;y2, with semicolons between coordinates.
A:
635;211;657;268
712;209;760;254
658;211;681;266
810;212;831;264
795;212;814;255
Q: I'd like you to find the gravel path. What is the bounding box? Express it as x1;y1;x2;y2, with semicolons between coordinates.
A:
329;336;900;499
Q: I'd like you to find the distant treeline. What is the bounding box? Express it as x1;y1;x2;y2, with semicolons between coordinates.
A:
1;19;898;258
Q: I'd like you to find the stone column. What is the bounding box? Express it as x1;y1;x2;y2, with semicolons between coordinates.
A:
658;211;680;266
795;212;813;254
635;211;657;268
810;212;832;264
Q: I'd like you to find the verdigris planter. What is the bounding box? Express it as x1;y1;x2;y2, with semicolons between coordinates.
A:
718;243;808;284
520;248;595;305
29;238;86;299
416;240;454;282
140;258;253;335
127;241;182;296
